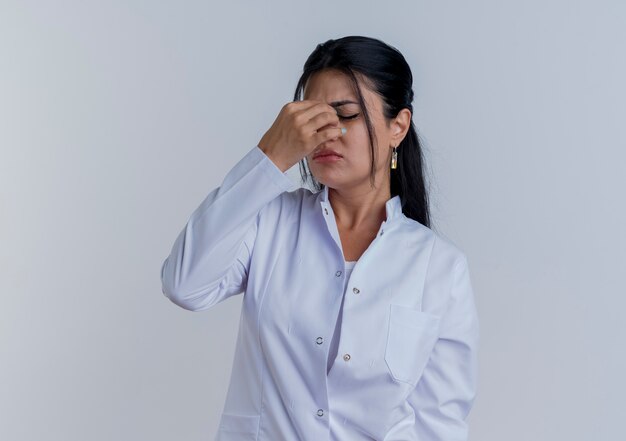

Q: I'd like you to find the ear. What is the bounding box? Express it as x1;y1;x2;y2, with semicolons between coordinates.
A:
390;108;412;147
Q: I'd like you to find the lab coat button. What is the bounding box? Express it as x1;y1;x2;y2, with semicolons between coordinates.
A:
316;337;323;345
335;270;342;277
324;208;328;215
352;287;360;294
343;353;351;361
317;409;324;417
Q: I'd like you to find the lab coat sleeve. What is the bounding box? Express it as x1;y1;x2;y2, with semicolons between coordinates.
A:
160;145;298;312
408;254;480;441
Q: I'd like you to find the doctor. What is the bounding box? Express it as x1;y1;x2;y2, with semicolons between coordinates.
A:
161;35;479;440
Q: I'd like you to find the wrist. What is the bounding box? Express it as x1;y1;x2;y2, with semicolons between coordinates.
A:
258;144;290;173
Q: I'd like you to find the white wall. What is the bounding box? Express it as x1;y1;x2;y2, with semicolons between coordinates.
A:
1;1;624;440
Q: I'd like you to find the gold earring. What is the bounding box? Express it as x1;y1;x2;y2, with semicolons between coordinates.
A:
391;146;398;169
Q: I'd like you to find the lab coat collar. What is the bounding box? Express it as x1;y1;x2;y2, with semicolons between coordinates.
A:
318;184;403;222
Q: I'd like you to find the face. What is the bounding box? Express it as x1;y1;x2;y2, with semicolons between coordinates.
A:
303;69;409;192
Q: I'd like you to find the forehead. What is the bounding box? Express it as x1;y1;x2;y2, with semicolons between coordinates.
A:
303;69;368;106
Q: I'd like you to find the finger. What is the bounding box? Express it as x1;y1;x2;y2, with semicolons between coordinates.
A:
303;108;340;135
313;125;346;145
298;100;338;123
289;99;329;114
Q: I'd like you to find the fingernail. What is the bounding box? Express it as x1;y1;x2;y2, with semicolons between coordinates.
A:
341;127;347;135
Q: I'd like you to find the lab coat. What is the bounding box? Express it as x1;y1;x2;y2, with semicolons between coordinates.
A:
160;144;480;441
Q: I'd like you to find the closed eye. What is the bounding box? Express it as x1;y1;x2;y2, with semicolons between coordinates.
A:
338;113;359;121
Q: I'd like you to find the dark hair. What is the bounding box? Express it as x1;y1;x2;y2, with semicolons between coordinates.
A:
293;35;431;228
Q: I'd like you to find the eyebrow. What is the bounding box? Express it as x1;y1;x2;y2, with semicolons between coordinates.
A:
329;100;359;108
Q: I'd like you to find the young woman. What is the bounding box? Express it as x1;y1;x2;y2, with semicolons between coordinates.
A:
161;35;479;441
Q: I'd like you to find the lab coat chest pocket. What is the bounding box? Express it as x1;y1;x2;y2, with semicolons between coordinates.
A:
216;412;259;441
384;304;441;386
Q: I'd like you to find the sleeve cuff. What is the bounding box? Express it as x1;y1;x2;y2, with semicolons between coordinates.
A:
251;145;299;193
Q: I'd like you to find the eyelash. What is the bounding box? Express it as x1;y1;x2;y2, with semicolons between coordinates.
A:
338;113;359;121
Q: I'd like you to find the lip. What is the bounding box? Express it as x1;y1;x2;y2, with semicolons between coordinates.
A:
313;154;343;163
313;149;343;159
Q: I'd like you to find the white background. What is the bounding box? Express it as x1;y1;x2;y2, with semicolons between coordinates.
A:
1;1;624;440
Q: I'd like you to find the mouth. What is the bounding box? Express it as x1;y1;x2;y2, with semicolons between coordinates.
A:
313;151;343;159
313;153;343;162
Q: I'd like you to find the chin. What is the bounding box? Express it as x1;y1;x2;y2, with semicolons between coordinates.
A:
314;176;340;189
